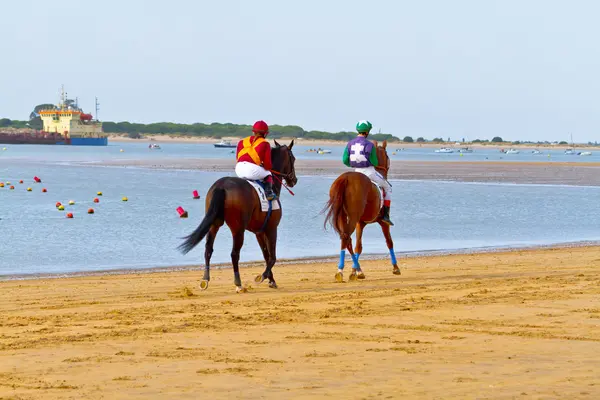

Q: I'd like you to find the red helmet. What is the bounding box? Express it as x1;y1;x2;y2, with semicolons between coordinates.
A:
252;120;269;135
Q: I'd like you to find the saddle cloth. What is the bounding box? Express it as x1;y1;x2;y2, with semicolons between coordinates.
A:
372;182;384;211
246;180;281;212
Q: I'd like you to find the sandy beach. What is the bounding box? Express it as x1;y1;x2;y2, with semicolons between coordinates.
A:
96;158;600;186
0;246;599;399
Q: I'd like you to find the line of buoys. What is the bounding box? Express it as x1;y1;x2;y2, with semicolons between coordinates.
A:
66;212;73;218
176;206;188;218
87;208;94;214
93;197;99;203
192;190;200;200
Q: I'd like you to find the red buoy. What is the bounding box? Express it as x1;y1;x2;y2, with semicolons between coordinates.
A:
176;206;188;218
19;180;23;184
33;176;41;183
66;212;73;219
42;188;47;193
192;190;200;199
56;202;62;208
87;208;94;214
93;197;99;203
9;185;14;190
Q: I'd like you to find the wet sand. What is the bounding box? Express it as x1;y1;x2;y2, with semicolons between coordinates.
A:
97;158;600;186
1;246;599;399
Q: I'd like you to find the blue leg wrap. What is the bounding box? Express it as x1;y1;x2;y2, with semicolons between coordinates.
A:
338;250;346;269
355;253;360;261
390;248;397;265
352;253;360;270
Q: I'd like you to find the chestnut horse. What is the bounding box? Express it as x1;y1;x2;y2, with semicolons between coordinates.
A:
179;140;297;292
323;140;400;282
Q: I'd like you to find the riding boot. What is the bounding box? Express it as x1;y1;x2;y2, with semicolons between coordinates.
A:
263;176;276;201
381;205;394;226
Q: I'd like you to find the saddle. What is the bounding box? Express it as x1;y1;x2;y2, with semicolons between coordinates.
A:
245;180;281;212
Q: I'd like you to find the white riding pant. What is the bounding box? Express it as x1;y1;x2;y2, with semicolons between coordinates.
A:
235;162;272;180
355;166;392;200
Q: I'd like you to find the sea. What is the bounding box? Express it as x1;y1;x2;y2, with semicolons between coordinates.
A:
1;142;599;277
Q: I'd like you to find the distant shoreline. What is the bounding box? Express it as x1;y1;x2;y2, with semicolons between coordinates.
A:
107;134;599;151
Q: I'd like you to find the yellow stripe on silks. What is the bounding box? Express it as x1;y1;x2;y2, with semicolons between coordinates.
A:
237;137;266;165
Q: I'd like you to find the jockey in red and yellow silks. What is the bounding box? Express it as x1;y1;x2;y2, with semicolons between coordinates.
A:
235;120;276;200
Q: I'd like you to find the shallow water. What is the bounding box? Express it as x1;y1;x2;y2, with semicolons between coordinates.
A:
1;152;600;275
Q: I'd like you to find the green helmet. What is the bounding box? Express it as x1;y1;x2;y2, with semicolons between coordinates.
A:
356;120;373;133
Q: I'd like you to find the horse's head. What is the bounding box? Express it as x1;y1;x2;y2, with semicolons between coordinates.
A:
372;140;390;179
272;140;298;187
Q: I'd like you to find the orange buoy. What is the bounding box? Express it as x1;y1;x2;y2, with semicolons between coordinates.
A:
56;202;62;208
93;197;99;203
19;180;23;184
192;190;200;199
87;208;94;214
66;212;73;218
42;188;47;193
9;185;14;190
176;206;188;218
0;183;4;188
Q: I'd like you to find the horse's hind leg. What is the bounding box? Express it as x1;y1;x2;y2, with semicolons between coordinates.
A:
254;232;270;285
378;221;400;275
231;231;246;293
201;224;221;290
264;229;278;288
336;231;361;282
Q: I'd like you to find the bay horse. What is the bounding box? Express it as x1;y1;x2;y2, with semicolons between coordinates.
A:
178;140;297;292
323;140;400;282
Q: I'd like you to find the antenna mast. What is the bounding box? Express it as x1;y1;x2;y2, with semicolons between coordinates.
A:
95;97;100;121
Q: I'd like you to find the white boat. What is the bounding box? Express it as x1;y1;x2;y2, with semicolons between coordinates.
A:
214;140;236;148
148;143;161;149
318;149;332;154
435;147;454;153
564;148;575;155
531;149;541;154
579;151;592;156
457;147;473;153
505;149;520;154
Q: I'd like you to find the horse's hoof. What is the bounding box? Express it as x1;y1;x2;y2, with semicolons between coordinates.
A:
268;282;278;289
335;271;344;283
236;286;247;293
393;266;401;275
255;274;265;284
357;272;366;280
349;271;358;281
200;280;209;291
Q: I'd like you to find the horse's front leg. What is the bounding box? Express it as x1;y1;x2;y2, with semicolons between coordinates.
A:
264;229;278;288
201;224;221;290
378;221;400;275
353;222;367;280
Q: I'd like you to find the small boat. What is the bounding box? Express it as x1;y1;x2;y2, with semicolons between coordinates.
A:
214;140;237;148
564;148;575;155
148;143;161;150
505;149;520;154
531;149;541;154
318;149;332;154
579;151;592;156
457;147;473;153
435;147;454;153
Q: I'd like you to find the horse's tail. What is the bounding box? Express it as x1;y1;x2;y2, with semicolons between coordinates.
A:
178;187;225;254
322;175;348;237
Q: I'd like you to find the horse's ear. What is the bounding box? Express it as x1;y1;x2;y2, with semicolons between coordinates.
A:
274;140;281;147
372;140;378;148
289;140;294;150
382;140;387;149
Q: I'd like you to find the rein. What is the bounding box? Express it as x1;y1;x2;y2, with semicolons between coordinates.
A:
270;170;295;196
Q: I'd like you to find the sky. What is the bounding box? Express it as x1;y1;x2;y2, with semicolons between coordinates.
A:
1;0;599;142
